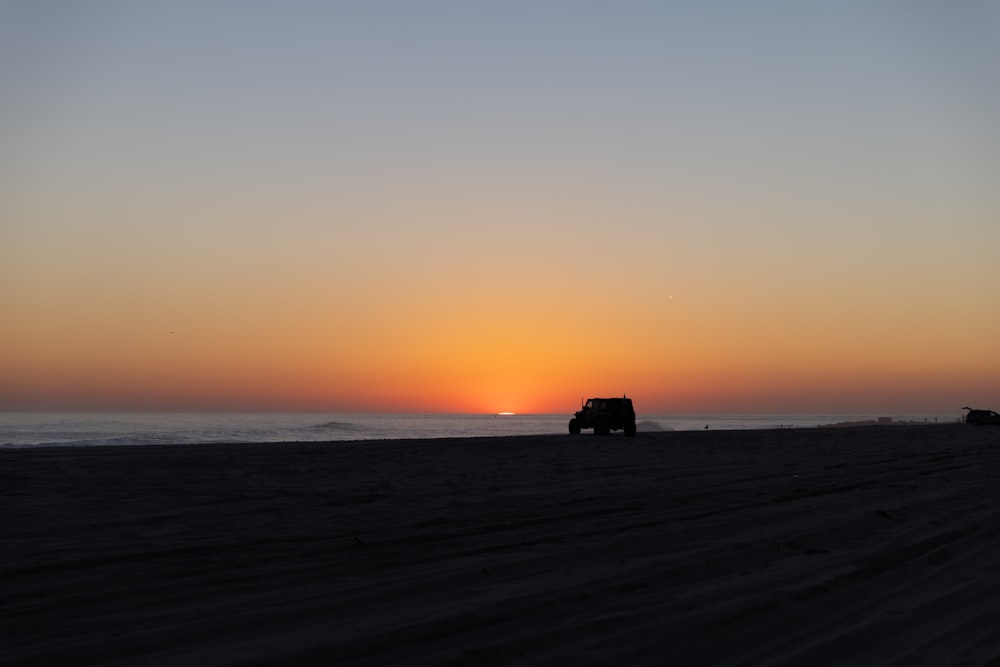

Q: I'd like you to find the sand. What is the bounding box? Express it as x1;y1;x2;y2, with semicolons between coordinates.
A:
4;424;1000;666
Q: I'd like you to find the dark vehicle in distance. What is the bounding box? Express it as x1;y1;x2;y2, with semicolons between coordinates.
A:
569;396;637;436
964;407;1000;425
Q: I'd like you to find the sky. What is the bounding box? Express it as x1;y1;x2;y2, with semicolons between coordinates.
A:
2;1;998;415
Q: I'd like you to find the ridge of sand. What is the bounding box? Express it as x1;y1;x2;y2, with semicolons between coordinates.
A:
4;425;1000;665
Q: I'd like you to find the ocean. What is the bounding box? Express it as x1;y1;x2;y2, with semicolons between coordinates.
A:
0;412;958;448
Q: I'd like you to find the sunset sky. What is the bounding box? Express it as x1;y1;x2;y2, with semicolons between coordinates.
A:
2;1;998;415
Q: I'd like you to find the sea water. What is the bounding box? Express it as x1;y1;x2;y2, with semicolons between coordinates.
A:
0;412;957;448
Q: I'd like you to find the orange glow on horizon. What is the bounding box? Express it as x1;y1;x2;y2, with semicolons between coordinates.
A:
2;259;998;414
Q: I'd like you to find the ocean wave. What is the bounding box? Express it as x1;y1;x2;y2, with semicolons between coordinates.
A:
312;421;364;432
637;420;673;432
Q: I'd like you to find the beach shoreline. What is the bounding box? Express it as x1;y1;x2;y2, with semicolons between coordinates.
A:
5;424;1000;665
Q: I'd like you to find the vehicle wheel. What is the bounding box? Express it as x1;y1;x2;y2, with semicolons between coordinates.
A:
625;422;636;437
569;418;581;435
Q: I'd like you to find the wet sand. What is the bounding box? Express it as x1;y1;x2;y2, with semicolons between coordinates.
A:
4;424;1000;665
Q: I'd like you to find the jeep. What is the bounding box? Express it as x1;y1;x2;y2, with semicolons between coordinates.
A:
964;407;1000;425
569;396;637;436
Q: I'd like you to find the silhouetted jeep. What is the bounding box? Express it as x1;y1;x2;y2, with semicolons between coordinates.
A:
964;407;1000;425
569;397;636;436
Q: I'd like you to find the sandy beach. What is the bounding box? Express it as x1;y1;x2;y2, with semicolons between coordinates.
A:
4;424;1000;666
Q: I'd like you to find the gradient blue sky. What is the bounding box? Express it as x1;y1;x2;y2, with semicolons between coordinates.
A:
2;1;998;413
